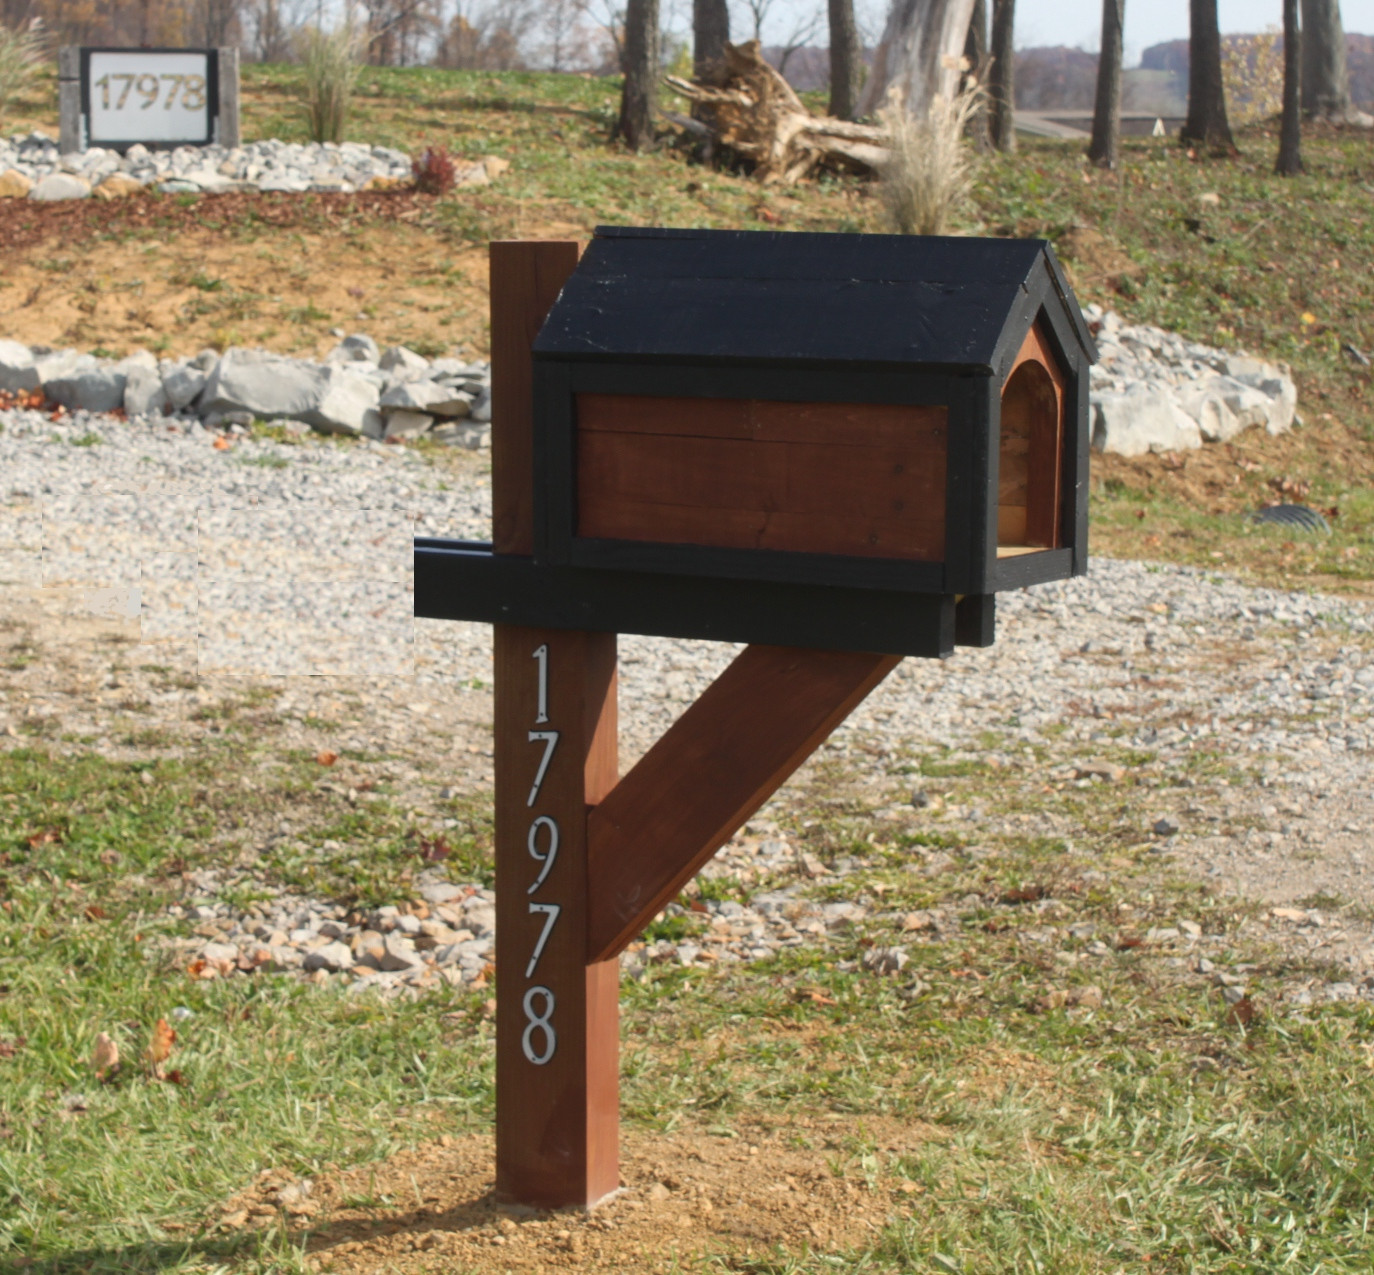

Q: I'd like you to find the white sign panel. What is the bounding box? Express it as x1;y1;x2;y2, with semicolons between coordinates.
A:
87;50;212;146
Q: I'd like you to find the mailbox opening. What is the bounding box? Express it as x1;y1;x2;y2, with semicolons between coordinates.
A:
998;321;1066;555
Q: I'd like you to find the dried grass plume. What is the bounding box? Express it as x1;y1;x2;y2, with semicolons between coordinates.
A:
876;77;984;237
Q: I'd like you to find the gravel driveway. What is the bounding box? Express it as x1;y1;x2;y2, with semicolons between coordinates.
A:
3;408;1372;997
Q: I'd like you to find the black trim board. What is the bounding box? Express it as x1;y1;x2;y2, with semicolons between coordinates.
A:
414;541;960;658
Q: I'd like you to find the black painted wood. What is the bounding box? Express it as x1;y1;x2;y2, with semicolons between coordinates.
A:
535;228;1094;373
954;594;996;647
528;226;1095;601
414;540;960;657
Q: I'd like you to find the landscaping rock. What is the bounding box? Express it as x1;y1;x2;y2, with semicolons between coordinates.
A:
380;380;450;412
302;942;355;972
0;168;32;198
162;363;207;410
123;365;169;418
0;339;38;392
327;334;380;364
45;366;127;413
1092;388;1202;457
199;350;382;437
93;172;143;200
1084;302;1298;455
380;346;430;375
30;173;90;201
384;409;432;439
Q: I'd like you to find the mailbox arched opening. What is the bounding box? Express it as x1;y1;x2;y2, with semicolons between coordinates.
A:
998;349;1064;552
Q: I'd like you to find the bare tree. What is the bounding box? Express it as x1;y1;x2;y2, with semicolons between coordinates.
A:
827;0;862;119
187;0;242;44
692;0;727;81
616;0;657;148
857;0;976;119
1087;0;1123;167
1300;0;1351;119
359;0;442;65
1277;0;1303;172
774;6;824;80
246;0;309;61
1180;0;1235;152
962;0;988;144
435;0;534;69
988;0;1013;150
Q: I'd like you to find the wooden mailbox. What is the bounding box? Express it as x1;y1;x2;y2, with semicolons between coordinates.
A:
414;228;1096;1212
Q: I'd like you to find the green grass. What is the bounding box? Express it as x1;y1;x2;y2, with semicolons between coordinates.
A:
2;726;1372;1271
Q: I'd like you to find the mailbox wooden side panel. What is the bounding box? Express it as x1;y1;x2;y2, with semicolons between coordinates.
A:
575;394;948;562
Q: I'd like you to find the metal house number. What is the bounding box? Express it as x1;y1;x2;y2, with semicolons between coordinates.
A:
522;642;558;1065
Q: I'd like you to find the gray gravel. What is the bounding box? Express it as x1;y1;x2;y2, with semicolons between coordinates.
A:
2;406;1372;1006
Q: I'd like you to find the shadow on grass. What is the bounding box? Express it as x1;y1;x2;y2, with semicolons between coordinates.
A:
10;1189;516;1275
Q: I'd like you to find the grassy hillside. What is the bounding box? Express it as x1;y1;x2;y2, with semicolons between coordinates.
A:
0;64;1372;589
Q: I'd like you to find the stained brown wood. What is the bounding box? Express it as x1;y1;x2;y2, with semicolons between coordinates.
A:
490;240;619;1211
490;240;581;555
576;395;947;561
585;645;901;963
494;625;620;1209
998;321;1065;550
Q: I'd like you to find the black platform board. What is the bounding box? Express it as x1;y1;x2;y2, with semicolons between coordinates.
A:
413;540;997;658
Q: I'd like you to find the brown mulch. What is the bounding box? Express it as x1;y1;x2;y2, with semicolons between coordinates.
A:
0;187;463;253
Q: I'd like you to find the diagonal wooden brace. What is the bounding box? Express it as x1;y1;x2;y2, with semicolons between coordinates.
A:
586;645;901;964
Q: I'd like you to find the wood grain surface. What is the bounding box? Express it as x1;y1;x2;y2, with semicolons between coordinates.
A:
585;645;901;963
490;240;580;555
576;395;947;561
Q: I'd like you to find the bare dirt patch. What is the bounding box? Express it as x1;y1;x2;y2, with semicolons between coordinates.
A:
0;191;499;360
216;1117;939;1272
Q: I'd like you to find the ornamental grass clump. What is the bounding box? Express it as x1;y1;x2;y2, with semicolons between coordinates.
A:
877;80;984;237
303;23;361;144
0;19;44;123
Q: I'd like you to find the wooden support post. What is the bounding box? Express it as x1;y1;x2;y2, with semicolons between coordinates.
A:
494;626;619;1208
486;239;902;1205
58;47;81;155
491;241;621;1209
587;645;900;963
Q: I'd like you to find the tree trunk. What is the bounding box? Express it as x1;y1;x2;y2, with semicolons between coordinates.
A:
1180;0;1235;152
617;0;659;150
988;0;1015;151
1277;0;1304;172
1300;0;1351;119
1087;0;1123;167
856;0;977;120
963;0;989;146
694;0;730;84
827;0;864;120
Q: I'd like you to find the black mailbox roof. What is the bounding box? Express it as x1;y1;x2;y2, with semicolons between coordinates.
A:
533;226;1095;374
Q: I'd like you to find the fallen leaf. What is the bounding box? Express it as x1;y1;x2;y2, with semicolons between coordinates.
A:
0;1035;25;1059
146;1018;176;1079
418;836;451;862
26;828;62;849
84;904;108;921
92;1031;119;1079
212;436;232;451
1227;996;1258;1028
1117;935;1144;950
315;750;339;766
1002;884;1047;905
163;1068;187;1085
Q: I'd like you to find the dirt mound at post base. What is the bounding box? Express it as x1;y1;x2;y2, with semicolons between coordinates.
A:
221;1119;939;1271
